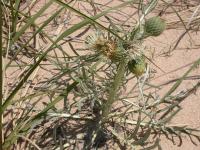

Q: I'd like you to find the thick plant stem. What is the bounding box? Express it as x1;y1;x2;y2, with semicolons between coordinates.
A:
85;61;127;149
0;2;3;150
102;60;127;122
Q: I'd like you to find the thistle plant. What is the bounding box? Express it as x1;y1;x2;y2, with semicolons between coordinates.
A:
82;5;178;147
1;0;200;150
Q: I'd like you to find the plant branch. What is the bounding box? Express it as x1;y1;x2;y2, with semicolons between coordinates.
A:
102;60;127;121
0;2;3;150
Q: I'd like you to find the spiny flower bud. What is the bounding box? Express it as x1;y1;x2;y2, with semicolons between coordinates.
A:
103;40;126;62
86;32;126;62
128;56;146;76
144;16;166;37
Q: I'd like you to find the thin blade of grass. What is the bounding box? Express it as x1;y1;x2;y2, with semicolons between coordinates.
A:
5;7;64;69
0;1;3;149
11;0;21;36
11;0;53;43
20;81;77;133
53;0;136;41
159;57;200;104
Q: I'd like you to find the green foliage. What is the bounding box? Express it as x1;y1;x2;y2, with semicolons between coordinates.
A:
1;0;200;149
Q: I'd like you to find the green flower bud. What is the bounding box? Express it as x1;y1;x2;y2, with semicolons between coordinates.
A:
144;16;166;37
128;56;146;76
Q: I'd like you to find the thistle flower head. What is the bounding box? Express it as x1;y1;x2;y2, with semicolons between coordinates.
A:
86;32;107;51
86;32;126;62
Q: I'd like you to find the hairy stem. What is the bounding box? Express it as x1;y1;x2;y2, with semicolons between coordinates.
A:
85;61;127;149
102;61;127;121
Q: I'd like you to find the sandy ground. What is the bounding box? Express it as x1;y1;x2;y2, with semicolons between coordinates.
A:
4;0;200;149
148;33;200;149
